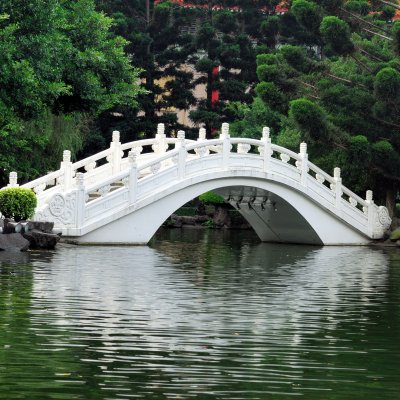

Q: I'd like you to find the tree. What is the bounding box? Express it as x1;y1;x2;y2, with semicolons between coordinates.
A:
189;1;282;136
0;0;142;184
234;0;400;215
96;0;197;138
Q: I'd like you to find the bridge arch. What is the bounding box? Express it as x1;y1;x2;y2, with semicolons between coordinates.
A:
75;172;369;245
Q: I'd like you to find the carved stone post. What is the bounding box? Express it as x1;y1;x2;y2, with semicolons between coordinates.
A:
334;167;343;210
155;123;167;154
75;173;86;228
197;127;206;141
110;131;122;174
177;130;186;180
61;150;73;192
7;172;19;188
128;150;138;204
261;127;272;173
220;123;230;170
365;190;375;236
299;142;308;187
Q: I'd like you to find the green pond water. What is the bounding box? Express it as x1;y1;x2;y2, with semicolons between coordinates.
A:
0;228;399;399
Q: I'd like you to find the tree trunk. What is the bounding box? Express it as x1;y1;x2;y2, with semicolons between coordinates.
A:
386;185;398;226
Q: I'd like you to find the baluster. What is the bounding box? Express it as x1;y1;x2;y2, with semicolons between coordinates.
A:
177;130;186;179
195;127;209;157
110;131;122;174
365;190;375;236
7;172;19;188
128;151;138;204
61;150;73;192
220;123;230;170
299;142;309;187
75;173;86;227
198;127;206;141
154;123;167;154
333;167;342;209
261;127;272;172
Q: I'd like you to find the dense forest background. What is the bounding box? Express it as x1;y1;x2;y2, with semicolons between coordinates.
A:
0;0;399;215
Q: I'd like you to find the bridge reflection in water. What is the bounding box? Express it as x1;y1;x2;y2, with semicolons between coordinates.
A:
1;230;398;400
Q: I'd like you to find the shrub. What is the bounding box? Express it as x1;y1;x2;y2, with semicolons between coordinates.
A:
199;191;225;205
0;188;37;221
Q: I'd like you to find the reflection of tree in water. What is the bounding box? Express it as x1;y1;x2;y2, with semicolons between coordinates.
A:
1;239;398;400
0;250;107;400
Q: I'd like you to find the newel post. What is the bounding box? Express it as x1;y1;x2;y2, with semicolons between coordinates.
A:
220;122;230;170
299;142;308;187
262;127;272;173
197;127;206;141
61;150;73;192
7;172;19;188
75;173;86;227
128;150;138;204
334;167;343;209
155;123;167;154
110;131;122;174
177;130;186;180
365;190;375;236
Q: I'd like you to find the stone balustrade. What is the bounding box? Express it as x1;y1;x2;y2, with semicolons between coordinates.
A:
2;123;392;244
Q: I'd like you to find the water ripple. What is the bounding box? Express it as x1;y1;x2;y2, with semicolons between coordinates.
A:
0;231;399;399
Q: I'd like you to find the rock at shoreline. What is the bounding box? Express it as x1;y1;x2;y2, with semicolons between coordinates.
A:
0;219;60;251
0;233;30;252
22;230;60;250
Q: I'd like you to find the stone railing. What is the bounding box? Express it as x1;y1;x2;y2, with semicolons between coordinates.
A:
7;124;190;203
5;122;391;240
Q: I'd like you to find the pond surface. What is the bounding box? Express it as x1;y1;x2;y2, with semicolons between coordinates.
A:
0;228;399;400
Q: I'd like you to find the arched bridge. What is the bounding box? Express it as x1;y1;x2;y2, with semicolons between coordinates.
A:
5;123;391;245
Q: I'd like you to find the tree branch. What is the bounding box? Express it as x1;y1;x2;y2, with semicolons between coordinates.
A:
375;0;400;10
362;28;393;41
339;7;391;34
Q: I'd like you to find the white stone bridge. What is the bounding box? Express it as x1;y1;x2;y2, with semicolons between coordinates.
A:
5;123;391;245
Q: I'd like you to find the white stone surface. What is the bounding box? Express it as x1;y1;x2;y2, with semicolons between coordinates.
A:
4;124;391;245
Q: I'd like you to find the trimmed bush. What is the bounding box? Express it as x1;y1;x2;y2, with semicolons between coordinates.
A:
0;188;37;221
199;191;225;205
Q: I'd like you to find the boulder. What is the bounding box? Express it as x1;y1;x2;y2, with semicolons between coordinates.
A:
22;230;60;250
26;221;54;234
0;233;30;252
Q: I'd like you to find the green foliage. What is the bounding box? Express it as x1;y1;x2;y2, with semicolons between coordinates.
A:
0;188;37;221
256;53;276;66
380;6;396;21
0;0;143;184
345;0;370;15
260;16;280;47
257;64;284;83
396;203;400;218
291;0;322;35
199;191;225;205
202;219;215;229
374;67;400;101
320;16;354;55
228;98;281;139
276;126;301;151
256;82;286;111
289;98;328;141
280;45;312;73
389;228;400;241
393;21;400;55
